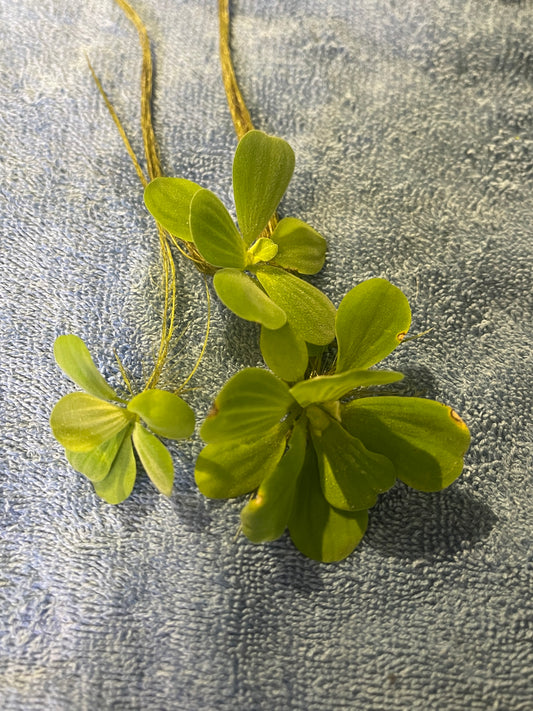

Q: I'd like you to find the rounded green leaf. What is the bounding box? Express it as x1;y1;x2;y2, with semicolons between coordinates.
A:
260;321;308;382
50;393;133;452
93;432;136;504
290;369;404;407
200;367;295;443
54;335;122;402
132;422;174;497
189;188;246;268
336;278;412;373
213;268;287;329
342;396;470;491
144;177;202;241
233;130;295;244
271;217;327;274
309;410;395;511
255;265;336;345
240;417;307;543
195;423;288;499
66;428;129;482
127;389;195;440
288;444;368;563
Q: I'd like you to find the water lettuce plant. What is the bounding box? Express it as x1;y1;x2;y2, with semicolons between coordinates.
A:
50;335;195;503
195;278;470;562
144;130;334;381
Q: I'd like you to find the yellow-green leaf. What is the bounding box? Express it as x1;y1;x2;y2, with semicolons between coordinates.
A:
189;188;246;268
288;445;368;563
271;217;326;274
260;321;309;383
66;428;129;482
54;335;122;402
309;409;396;511
127;389;195;440
200;368;295;443
144;177;202;242
93;432;136;504
290;369;403;407
247;237;278;265
255;265;335;345
240;417;307;543
336;278;412;372
233;130;295;244
195;423;288;499
213;268;287;329
132;423;174;497
50;393;133;452
342;396;470;491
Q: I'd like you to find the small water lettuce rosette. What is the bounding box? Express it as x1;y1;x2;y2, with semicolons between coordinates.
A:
195;278;470;563
144;130;335;382
50;335;195;503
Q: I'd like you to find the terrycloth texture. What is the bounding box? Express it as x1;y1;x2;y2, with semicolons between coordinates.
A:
1;0;531;708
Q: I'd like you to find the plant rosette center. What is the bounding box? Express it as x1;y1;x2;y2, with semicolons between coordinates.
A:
144;130;334;382
194;278;470;562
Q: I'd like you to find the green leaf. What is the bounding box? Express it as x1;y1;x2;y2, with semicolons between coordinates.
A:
50;393;134;452
240;417;307;543
288;444;368;563
255;265;336;345
271;217;327;274
132;422;174;497
247;237;278;265
290;369;404;407
200;368;295;443
342;396;470;491
127;389;195;440
213;268;287;329
309;408;395;511
189;188;246;268
144;177;202;242
195;423;288;498
260;321;308;382
336;278;412;373
233;130;295;244
93;432;137;504
66;428;129;482
54;335;122;402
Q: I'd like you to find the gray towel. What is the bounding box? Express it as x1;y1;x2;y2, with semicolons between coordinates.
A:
1;0;531;708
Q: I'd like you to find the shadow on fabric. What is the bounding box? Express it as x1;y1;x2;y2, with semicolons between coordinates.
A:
365;484;497;561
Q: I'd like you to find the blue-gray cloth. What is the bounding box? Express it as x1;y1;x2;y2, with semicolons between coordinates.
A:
1;0;531;708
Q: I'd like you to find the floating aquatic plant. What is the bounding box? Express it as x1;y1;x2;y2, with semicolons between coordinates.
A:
144;130;334;382
196;279;470;562
50;335;195;503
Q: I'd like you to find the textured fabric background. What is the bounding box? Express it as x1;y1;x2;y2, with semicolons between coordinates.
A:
1;0;531;709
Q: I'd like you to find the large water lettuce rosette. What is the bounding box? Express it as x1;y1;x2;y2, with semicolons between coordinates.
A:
195;278;470;562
